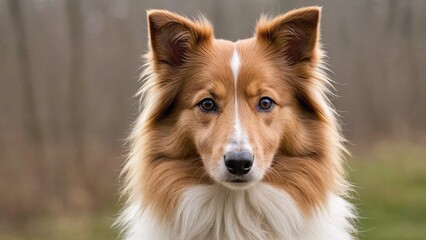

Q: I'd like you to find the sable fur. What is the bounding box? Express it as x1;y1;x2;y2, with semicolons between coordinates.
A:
117;6;356;240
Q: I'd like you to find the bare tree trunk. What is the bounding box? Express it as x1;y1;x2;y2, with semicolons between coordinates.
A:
7;0;46;215
66;0;85;147
65;0;96;201
8;0;43;150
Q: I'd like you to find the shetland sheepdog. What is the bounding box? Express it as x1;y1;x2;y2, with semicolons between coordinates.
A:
117;6;356;240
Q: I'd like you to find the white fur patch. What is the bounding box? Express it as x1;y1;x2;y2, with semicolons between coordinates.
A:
231;48;240;85
226;48;252;153
119;183;356;240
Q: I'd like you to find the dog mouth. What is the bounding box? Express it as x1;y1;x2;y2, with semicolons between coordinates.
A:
221;179;254;190
225;175;250;183
228;178;249;183
220;176;256;189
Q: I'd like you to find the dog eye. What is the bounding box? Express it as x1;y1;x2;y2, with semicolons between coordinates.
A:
199;98;216;112
258;97;274;111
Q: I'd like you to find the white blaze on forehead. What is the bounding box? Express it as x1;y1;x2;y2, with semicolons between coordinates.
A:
231;48;240;83
231;48;242;138
227;47;252;153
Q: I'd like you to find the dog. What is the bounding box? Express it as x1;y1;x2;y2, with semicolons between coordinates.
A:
117;6;356;240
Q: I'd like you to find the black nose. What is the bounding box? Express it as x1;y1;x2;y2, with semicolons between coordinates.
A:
224;151;254;176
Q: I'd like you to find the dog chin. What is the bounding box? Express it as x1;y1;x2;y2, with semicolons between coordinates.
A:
219;179;258;190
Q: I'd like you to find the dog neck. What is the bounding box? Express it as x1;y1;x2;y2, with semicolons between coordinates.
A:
119;183;355;240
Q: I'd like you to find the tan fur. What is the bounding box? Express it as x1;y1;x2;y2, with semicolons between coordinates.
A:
121;6;350;223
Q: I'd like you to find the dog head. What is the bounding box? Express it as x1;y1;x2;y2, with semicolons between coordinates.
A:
130;8;343;216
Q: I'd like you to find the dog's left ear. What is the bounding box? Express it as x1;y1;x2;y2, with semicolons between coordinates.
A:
255;7;321;66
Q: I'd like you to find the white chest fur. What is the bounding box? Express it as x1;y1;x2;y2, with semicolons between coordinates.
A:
119;183;355;240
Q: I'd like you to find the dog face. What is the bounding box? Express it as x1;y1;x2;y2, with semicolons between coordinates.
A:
146;8;324;190
178;42;290;189
141;8;339;215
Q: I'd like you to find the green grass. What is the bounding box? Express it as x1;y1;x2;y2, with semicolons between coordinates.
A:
2;143;425;240
350;143;426;240
0;211;118;240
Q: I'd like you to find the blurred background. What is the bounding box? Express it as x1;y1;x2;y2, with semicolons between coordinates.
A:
1;0;425;239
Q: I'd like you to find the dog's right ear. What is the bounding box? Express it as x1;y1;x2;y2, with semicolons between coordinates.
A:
147;10;213;68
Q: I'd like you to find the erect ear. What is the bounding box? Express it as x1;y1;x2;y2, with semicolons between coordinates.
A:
147;10;213;68
255;7;321;66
